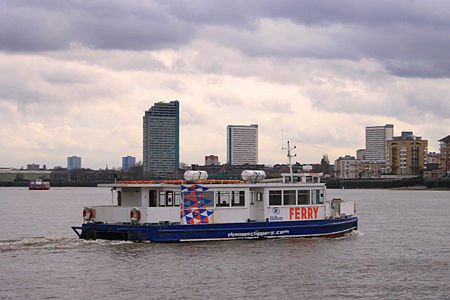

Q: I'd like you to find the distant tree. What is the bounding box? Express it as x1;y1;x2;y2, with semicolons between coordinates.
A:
320;154;330;174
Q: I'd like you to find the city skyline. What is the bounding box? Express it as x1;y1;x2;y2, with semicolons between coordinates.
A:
1;1;449;169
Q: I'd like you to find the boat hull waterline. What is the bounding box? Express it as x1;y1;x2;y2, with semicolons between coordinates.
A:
72;217;358;243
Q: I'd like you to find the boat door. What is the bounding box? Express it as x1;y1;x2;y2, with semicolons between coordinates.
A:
250;189;265;222
255;191;265;222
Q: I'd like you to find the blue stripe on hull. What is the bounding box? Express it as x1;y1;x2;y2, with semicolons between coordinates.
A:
73;217;358;242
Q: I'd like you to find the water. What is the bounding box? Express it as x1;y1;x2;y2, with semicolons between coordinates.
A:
0;187;449;299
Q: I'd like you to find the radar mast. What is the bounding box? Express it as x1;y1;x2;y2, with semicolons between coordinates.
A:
283;140;296;182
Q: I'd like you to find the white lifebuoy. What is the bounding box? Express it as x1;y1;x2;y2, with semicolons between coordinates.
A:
130;208;141;223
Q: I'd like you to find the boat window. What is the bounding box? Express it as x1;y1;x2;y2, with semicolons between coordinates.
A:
283;190;296;206
318;190;324;204
269;190;282;206
166;191;174;206
297;190;310;205
149;190;157;207
203;191;214;207
159;192;166;207
174;192;181;206
257;192;263;202
312;190;324;204
231;191;245;207
216;191;230;207
250;191;255;205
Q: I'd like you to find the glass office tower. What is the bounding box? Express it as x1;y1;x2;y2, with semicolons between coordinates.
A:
143;101;179;178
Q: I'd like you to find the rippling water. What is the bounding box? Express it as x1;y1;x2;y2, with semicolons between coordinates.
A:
0;187;449;299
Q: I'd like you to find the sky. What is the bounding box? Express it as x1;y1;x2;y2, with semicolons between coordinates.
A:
1;0;449;169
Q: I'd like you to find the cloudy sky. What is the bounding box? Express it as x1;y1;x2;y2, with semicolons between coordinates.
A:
1;0;449;169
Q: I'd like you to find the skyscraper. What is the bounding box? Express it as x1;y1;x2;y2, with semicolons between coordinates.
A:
227;124;258;165
67;156;81;170
122;156;136;171
143;101;179;178
365;124;393;161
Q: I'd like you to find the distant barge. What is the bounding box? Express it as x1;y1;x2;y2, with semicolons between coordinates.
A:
29;179;50;190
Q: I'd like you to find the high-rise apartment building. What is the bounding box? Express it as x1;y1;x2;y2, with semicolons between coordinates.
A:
439;134;450;176
356;149;366;160
122;156;136;171
67;156;81;170
365;124;393;161
205;155;219;165
143;101;179;178
387;131;427;176
227;124;258;165
334;155;358;179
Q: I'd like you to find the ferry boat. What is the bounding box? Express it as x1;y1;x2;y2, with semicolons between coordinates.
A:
29;179;50;190
71;169;358;242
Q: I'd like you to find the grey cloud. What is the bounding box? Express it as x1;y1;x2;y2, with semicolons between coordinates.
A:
307;83;450;122
1;0;194;52
385;60;450;78
41;67;97;85
2;0;450;77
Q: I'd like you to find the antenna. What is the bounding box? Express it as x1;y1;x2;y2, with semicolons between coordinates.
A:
282;140;296;183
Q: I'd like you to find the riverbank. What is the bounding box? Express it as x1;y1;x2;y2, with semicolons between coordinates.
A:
325;178;450;189
2;178;450;189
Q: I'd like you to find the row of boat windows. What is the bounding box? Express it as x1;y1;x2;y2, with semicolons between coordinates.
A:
268;190;324;206
147;191;246;208
142;189;323;207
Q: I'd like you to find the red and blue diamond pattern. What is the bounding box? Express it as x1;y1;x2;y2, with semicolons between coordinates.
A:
181;185;213;224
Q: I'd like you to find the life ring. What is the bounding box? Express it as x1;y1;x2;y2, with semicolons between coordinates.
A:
83;207;95;221
130;208;141;223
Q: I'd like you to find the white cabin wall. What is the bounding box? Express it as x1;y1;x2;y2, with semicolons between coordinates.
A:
211;208;249;223
146;207;179;223
93;206;136;223
141;188;149;207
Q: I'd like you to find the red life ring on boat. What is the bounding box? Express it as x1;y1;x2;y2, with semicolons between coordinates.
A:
130;208;141;223
83;207;95;221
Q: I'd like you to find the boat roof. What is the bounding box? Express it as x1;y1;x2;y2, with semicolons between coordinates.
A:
98;181;325;189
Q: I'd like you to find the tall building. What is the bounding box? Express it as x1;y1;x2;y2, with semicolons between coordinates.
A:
334;155;358;179
227;124;258;165
67;156;81;170
122;156;136;171
356;149;366;160
27;163;40;170
365;124;393;161
439;134;450;176
387;131;427;176
143;101;179;178
205;155;219;166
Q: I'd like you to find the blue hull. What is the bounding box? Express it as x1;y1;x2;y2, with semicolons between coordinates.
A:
72;217;358;242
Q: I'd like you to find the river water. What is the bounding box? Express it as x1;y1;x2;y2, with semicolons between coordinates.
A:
0;187;449;299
